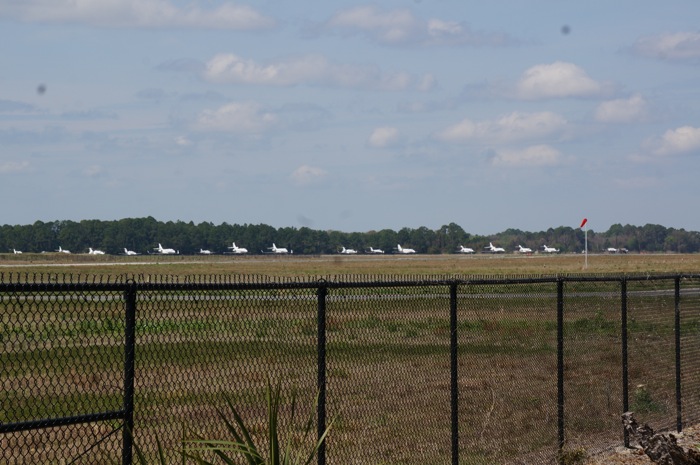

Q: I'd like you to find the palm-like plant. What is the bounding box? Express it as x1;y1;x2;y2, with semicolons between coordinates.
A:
185;380;333;465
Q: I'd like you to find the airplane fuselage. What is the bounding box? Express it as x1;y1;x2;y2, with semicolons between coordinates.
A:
156;243;177;254
487;243;505;253
269;243;289;254
397;244;416;254
228;242;248;254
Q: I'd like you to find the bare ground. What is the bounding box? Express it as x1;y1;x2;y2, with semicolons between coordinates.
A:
586;424;700;465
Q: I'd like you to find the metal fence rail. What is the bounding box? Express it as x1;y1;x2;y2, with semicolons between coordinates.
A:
2;273;700;465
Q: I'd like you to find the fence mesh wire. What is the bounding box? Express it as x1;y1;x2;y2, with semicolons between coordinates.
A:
2;274;700;465
2;286;125;464
326;285;452;465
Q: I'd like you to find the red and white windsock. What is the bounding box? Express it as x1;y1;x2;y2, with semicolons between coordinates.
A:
579;218;588;228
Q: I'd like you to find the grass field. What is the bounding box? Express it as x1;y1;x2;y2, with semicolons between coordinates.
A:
2;253;700;464
2;251;700;278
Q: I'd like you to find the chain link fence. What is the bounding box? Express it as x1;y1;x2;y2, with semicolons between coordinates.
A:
2;273;700;464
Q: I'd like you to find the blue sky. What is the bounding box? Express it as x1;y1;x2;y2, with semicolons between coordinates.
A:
2;1;700;235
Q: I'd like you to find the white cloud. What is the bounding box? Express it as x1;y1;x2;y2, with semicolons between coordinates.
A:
436;111;567;143
290;165;328;186
0;161;30;174
649;126;700;156
320;5;511;46
0;0;275;30
516;62;609;99
368;127;400;148
632;32;700;62
194;102;278;134
595;94;648;123
175;136;192;146
491;145;562;167
326;6;419;44
203;53;434;91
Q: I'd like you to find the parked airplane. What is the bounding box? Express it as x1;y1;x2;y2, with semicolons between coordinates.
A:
268;243;289;254
12;248;22;254
366;247;385;254
516;245;533;254
542;245;559;253
486;242;505;253
123;248;140;256
154;243;177;255
457;245;475;254
198;249;213;255
57;246;71;254
227;242;248;254
88;247;105;255
339;246;358;254
397;244;416;254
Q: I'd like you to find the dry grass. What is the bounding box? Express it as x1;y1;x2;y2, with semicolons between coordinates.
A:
2;251;700;278
2;253;700;464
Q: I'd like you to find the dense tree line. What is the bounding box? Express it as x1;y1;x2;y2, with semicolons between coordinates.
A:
1;218;699;255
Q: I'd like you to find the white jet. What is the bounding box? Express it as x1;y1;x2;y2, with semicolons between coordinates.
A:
397;244;416;254
542;245;560;253
198;249;213;255
155;243;177;254
124;248;139;256
268;243;289;254
57;246;71;254
516;245;533;254
367;247;385;254
88;247;105;255
228;242;248;254
12;248;22;254
457;245;475;254
339;246;358;254
486;242;505;253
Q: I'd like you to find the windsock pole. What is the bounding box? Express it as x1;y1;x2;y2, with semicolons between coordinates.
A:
580;218;588;269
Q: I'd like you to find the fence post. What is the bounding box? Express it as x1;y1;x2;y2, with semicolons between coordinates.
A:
621;278;630;448
557;279;565;463
450;281;459;465
122;281;137;465
317;282;328;465
675;276;683;432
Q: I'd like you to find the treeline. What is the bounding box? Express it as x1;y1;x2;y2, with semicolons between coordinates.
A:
1;218;699;255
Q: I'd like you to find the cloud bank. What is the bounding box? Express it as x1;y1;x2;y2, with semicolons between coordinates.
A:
203;53;435;90
0;0;275;30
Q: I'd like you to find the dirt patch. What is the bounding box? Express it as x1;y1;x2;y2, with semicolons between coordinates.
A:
586;424;700;465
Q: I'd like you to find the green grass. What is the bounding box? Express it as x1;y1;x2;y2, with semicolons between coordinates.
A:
2;255;700;464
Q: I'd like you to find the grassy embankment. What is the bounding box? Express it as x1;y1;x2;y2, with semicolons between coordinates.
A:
2;253;699;464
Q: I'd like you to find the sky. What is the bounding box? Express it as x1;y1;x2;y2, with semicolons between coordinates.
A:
2;1;700;235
